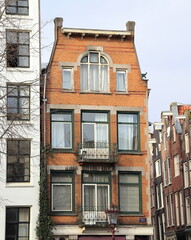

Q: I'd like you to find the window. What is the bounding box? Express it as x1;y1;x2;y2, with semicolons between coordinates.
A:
156;184;163;209
172;125;176;142
118;112;139;152
163;132;167;151
80;52;109;92
81;112;109;156
51;171;74;212
189;160;191;186
175;192;180;226
119;172;141;213
51;111;73;149
6;0;29;15
116;70;127;92
164;159;168;186
180;191;184;225
170;193;175;226
6;31;30;68
184;162;189;188
174;155;180;177
167;157;172;184
62;68;73;90
186;197;191;225
185;133;190;154
151;187;155;208
6;207;30;240
82;172;110;224
155;159;161;178
7;84;30;120
7;139;30;182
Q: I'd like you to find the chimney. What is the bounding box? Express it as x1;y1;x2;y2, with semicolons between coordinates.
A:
126;21;135;32
54;17;63;40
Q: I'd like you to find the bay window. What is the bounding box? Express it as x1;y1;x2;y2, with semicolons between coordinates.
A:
118;112;139;151
80;52;109;92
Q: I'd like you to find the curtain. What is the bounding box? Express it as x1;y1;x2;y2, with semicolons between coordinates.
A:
53;185;71;211
96;124;107;148
90;65;99;91
101;65;108;91
52;122;71;148
117;71;126;91
84;185;95;210
81;64;88;90
97;185;108;210
120;185;139;212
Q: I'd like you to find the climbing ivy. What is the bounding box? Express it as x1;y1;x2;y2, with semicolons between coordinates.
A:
36;146;54;240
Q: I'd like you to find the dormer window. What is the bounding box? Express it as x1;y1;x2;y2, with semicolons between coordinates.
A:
80;52;109;92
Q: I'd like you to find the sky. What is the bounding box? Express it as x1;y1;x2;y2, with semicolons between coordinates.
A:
40;0;191;124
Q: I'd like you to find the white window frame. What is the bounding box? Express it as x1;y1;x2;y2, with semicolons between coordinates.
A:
166;195;170;227
167;157;172;184
175;192;180;226
163;132;167;151
116;69;128;92
185;133;190;154
62;68;74;90
160;183;164;208
174;155;180;177
155;159;161;178
170;193;174;226
172;125;176;142
52;183;72;211
163;159;168;186
184;162;189;188
180;191;184;225
189;160;191;186
186;197;191;225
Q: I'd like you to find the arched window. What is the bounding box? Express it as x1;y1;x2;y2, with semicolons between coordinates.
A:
80;52;109;92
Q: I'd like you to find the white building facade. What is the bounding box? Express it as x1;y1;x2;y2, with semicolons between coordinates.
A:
0;0;40;239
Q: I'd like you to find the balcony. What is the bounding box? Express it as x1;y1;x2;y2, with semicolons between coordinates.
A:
78;206;107;226
77;142;118;163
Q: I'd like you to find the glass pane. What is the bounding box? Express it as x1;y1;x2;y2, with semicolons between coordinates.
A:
6;223;17;236
120;185;139;212
8;97;18;109
6;6;17;14
7;141;18;155
90;53;98;63
90;65;99;91
6;208;17;222
19;32;29;44
100;56;107;64
81;55;88;63
100;65;108;91
83;124;94;147
53;185;71;211
118;124;138;150
7;32;17;43
117;71;126;92
51;113;71;121
7;156;17;164
19;208;29;221
8;85;18;96
63;69;72;89
19;141;30;154
80;64;88;91
97;185;109;209
82;112;107;122
8;0;17;6
52;122;71;148
118;113;137;123
52;173;72;183
18;7;28;15
83;173;109;183
84;185;95;209
18;223;28;237
96;124;108;147
119;174;139;184
18;57;29;67
19;45;29;55
19;98;29;110
18;0;28;7
20;85;29;96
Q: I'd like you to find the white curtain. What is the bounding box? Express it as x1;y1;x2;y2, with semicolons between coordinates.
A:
52;122;71;148
90;65;99;91
120;185;139;212
81;65;88;90
117;71;126;91
96;124;107;148
101;65;108;91
53;184;71;211
84;185;95;210
97;185;109;210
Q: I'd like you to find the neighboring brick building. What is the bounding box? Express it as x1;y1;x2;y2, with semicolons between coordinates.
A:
42;17;152;240
150;103;191;240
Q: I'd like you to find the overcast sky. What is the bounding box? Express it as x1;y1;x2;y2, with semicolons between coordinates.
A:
41;0;191;124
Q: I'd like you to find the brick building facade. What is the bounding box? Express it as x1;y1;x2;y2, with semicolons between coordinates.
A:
42;18;152;240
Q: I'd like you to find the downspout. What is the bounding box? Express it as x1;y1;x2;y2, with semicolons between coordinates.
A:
42;72;47;148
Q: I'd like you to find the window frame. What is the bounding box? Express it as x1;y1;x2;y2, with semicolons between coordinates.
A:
118;171;142;214
7;83;30;120
6;30;30;68
50;110;73;151
116;69;128;93
7;139;30;183
5;0;29;15
174;154;180;177
117;112;140;153
50;171;75;214
155;159;161;178
80;51;109;93
6;207;30;240
62;67;74;91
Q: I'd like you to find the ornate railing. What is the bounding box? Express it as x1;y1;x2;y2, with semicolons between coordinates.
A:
78;206;107;226
77;142;118;163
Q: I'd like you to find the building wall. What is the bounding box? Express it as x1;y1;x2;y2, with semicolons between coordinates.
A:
0;0;40;239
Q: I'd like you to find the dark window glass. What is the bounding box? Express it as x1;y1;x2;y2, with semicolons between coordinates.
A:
6;0;29;15
6;207;30;240
7;139;30;182
6;31;30;68
7;84;30;120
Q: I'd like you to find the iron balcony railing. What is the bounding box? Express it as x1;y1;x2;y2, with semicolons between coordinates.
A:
79;206;108;226
77;142;118;163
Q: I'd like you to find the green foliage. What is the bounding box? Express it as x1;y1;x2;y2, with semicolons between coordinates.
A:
36;146;54;240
